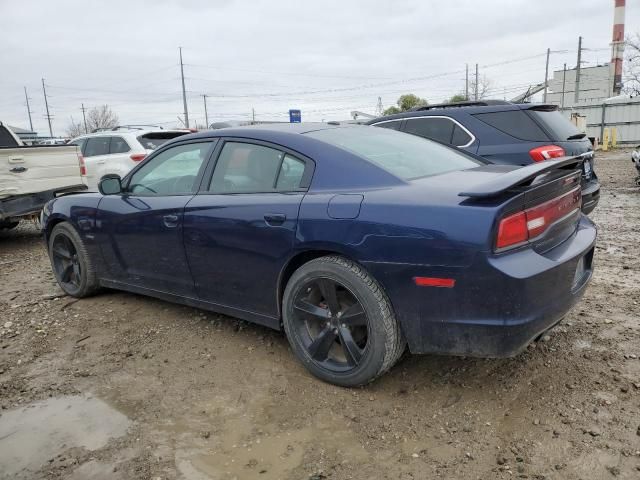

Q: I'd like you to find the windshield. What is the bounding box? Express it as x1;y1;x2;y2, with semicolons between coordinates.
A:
528;109;583;141
305;126;482;180
137;132;189;150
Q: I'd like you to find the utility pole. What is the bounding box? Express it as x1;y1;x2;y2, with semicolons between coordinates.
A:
561;63;567;109
252;107;255;123
179;47;189;128
41;78;53;137
543;47;551;103
81;103;88;133
465;64;469;101
474;63;479;100
574;36;583;104
23;87;33;132
201;94;209;127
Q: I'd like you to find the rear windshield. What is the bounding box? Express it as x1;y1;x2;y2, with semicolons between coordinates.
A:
527;109;583;141
473;110;549;141
137;132;189;150
305;126;482;180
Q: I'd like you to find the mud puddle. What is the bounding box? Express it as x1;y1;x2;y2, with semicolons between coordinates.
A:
0;395;130;478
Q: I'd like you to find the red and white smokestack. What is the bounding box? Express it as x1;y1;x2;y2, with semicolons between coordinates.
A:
612;0;626;95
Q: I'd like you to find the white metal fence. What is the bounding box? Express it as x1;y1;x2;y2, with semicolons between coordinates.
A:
559;99;640;145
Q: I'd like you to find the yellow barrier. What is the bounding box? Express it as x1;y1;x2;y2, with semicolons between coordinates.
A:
602;128;610;151
611;128;617;148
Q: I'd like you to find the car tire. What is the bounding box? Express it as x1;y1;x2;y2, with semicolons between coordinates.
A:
282;255;405;386
48;222;99;298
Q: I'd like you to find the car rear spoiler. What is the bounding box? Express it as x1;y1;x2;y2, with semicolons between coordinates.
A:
459;156;583;198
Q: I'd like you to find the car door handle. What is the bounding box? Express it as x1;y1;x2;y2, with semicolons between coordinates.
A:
264;213;286;225
10;166;27;173
163;214;179;228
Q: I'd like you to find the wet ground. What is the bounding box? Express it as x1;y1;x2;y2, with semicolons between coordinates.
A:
1;149;639;479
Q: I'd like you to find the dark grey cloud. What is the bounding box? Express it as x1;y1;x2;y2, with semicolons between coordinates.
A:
1;0;637;134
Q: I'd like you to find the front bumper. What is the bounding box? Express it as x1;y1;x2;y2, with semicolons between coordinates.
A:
365;216;597;357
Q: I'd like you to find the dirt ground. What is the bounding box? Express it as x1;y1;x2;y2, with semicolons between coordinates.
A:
1;150;639;480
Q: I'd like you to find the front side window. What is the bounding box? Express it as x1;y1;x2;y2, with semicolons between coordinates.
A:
84;137;110;157
109;136;130;154
127;142;211;195
209;142;305;193
306;126;481;181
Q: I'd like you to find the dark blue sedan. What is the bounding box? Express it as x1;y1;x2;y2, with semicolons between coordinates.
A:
42;124;596;386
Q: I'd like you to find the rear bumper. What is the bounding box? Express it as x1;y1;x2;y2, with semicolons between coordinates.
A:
580;179;600;215
365;216;597;357
0;184;87;220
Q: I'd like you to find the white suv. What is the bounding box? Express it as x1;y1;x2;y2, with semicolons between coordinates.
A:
69;126;191;190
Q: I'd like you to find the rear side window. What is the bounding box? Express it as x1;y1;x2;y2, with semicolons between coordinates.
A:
405;118;454;144
527;109;582;141
210;143;307;193
473;110;549;142
276;154;305;190
84;137;110;157
306;126;481;181
109;136;130;154
375;121;402;131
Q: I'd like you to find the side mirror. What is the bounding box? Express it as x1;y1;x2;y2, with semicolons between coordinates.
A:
98;174;122;195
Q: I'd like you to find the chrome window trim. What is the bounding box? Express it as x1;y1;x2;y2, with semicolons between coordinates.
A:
371;115;476;148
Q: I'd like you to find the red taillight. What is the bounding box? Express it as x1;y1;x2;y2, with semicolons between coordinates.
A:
413;277;456;288
496;211;528;249
78;154;87;176
529;145;565;162
130;153;146;162
496;186;581;250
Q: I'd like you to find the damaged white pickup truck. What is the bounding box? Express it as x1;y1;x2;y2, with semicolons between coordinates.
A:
0;122;87;229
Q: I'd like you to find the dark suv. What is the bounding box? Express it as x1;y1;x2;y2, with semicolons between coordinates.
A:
366;101;600;214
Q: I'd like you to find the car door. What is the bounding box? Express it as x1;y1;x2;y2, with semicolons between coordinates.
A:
183;139;313;322
97;140;216;297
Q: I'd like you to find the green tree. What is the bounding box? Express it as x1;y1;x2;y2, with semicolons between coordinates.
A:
383;94;428;115
447;94;467;103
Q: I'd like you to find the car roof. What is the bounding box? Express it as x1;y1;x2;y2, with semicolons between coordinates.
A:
366;101;555;124
184;122;352;141
71;129;187;141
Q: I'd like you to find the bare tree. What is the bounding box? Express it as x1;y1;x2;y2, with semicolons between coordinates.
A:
623;33;640;96
65;117;85;138
471;75;493;100
86;105;119;132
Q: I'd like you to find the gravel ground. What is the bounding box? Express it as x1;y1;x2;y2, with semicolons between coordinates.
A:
0;149;639;480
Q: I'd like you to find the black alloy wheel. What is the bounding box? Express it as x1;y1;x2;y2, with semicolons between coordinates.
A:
283;256;405;386
291;277;369;372
48;222;99;298
51;233;82;291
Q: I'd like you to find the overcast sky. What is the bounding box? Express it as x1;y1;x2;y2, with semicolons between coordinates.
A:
1;0;637;135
